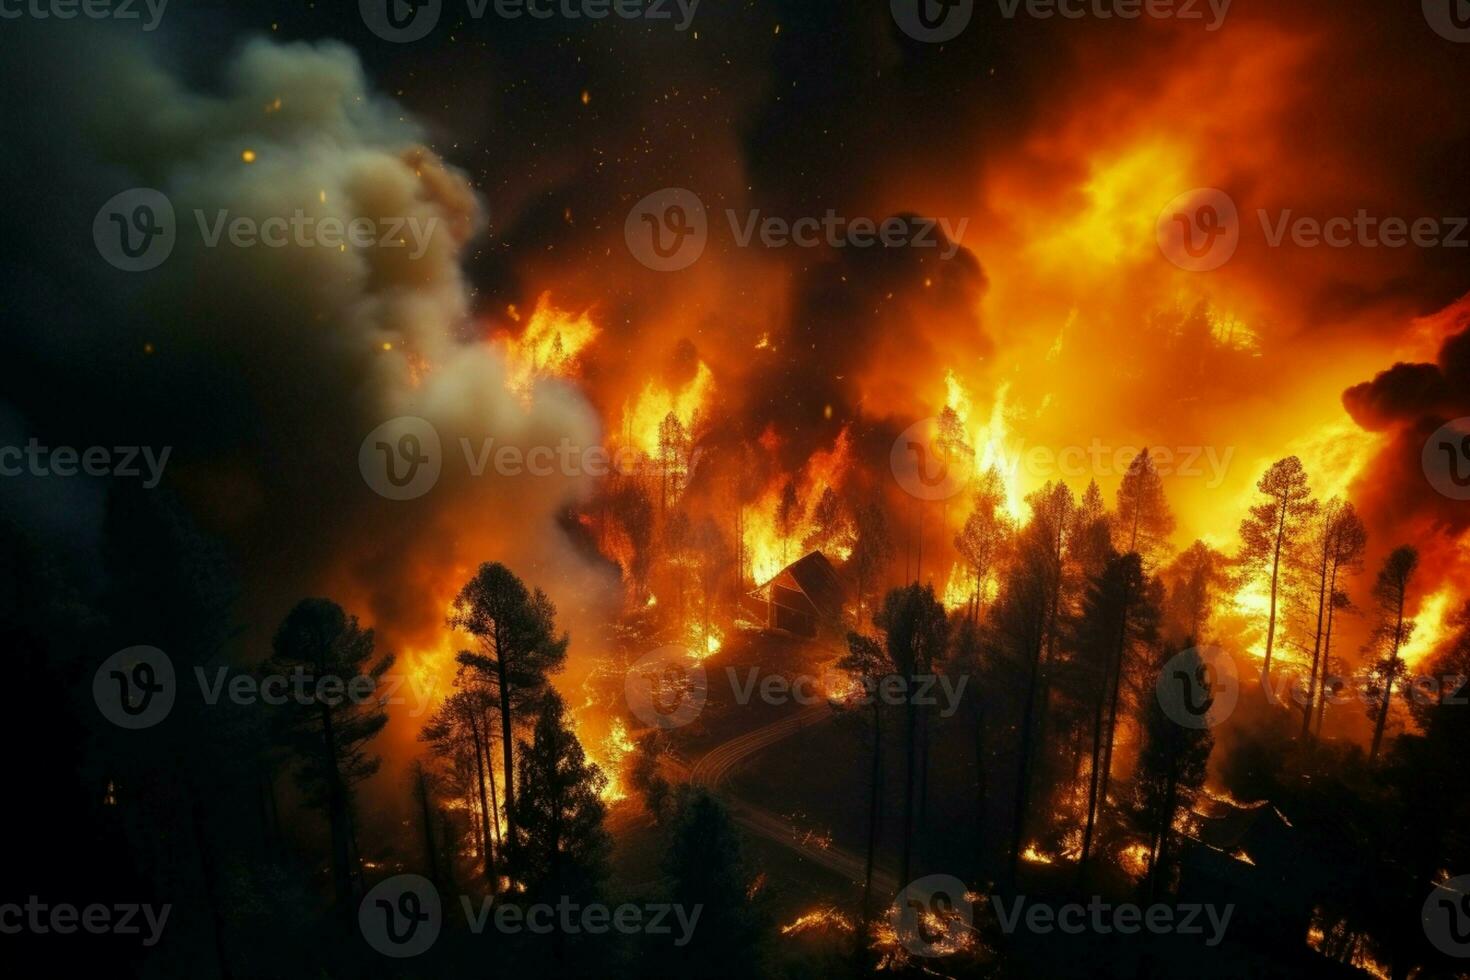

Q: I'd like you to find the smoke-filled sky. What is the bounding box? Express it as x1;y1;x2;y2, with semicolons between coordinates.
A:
2;0;1469;747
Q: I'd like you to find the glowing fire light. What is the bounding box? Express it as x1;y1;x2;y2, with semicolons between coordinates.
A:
744;429;855;586
943;371;1027;523
780;906;854;937
501;293;599;401
1399;586;1454;669
621;361;714;457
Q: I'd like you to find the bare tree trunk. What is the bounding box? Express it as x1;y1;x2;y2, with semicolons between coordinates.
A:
1303;550;1335;738
414;764;441;887
467;709;495;880
1008;633;1044;885
900;694;917;887
1263;507;1288;683
319;703;354;912
1079;673;1108;882
860;703;883;953
1316;596;1338;736
1370;598;1408;763
495;625;517;861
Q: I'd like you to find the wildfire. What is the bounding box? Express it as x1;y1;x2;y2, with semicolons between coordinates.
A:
621;360;714;457
500;293;599;401
592;716;635;803
745;429;855;586
1118;842;1152;880
780;906;854;937
942;371;1027;523
686;621;723;661
1398;586;1454;670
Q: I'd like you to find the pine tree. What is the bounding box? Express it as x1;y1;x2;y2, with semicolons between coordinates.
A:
1134;645;1213;899
839;631;889;944
954;467;1013;624
450;563;569;860
1071;553;1159;879
1238;456;1317;685
265;598;393;909
1115;448;1175;563
851;499;894;623
995;481;1074;884
660;789;765;975
1302;501;1367;737
875;584;950;887
1366;546;1418;763
1161;540;1231;644
510;691;610;900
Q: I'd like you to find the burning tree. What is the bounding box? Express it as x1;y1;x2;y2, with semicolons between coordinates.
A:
953;467;1013;624
1160;540;1231;645
419;685;503;882
449;563;569;862
1114;448;1175;565
1238;456;1318;685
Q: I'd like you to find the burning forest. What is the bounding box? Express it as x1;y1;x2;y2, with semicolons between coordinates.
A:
5;2;1470;978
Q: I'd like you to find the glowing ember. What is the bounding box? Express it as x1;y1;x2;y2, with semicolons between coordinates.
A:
780;906;854;937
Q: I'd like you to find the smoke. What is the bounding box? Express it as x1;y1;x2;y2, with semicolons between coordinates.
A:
1342;298;1470;623
0;28;619;727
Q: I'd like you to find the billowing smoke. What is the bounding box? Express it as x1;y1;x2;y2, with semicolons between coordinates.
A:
0;28;620;766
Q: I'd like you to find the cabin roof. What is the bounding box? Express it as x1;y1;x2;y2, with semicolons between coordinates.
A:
759;551;846;619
